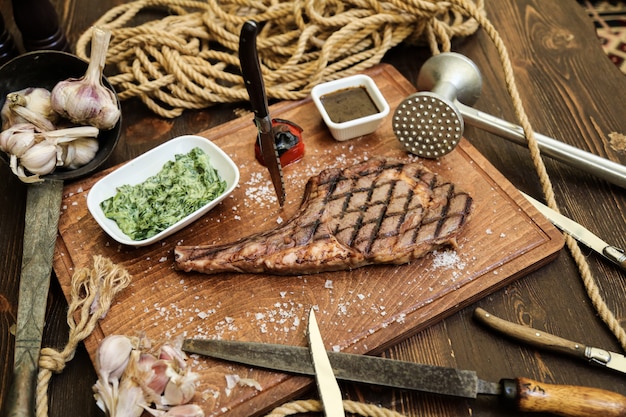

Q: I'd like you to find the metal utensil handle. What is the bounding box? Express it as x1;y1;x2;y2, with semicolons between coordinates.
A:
457;102;626;189
4;180;63;417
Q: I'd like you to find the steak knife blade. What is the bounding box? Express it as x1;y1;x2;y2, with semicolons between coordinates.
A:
307;310;345;417
182;338;626;417
521;191;626;270
239;20;286;207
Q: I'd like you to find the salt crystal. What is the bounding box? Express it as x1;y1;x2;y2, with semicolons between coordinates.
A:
324;279;333;289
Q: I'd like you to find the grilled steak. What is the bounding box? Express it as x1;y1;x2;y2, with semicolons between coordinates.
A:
175;157;472;275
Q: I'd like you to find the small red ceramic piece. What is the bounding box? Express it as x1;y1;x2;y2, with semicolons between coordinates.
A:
255;118;304;167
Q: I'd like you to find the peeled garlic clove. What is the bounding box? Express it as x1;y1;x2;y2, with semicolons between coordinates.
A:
51;27;120;130
96;334;135;385
19;140;57;175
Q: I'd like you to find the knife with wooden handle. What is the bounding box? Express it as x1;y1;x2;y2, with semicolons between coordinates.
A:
474;307;626;375
182;337;626;417
239;20;286;207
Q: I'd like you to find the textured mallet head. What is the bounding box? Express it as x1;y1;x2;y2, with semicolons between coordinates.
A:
393;92;463;159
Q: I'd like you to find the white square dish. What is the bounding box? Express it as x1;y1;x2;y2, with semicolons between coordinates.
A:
87;135;239;247
311;74;390;141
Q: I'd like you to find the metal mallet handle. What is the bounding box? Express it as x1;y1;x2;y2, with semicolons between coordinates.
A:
458;102;626;189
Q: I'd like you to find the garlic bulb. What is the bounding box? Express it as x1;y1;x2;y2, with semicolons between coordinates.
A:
51;27;120;130
1;87;59;131
0;123;101;182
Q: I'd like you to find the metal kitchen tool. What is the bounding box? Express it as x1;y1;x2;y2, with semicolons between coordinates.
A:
392;52;626;189
0;51;121;417
182;338;626;417
307;310;345;417
474;307;626;375
239;20;286;207
521;191;626;270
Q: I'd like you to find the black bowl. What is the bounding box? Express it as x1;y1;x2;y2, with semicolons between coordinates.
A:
0;50;121;181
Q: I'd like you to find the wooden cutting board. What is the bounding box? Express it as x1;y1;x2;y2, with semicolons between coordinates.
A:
53;64;563;417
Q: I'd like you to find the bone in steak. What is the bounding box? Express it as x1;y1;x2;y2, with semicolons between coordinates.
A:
175;157;472;275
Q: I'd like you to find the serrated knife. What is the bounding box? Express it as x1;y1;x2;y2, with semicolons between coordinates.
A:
239;20;286;207
182;338;626;417
307;310;345;417
521;191;626;270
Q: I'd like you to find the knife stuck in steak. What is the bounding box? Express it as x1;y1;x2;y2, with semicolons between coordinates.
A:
174;157;472;275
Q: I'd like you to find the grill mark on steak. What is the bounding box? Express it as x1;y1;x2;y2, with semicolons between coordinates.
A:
175;157;472;275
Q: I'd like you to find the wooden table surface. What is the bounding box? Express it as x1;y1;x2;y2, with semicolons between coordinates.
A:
1;1;626;417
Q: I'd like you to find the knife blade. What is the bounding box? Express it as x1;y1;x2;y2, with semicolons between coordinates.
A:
182;338;626;417
521;191;626;271
307;310;345;417
239;20;286;207
474;307;626;375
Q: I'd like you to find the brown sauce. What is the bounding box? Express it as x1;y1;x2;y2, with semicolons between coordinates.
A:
320;86;380;123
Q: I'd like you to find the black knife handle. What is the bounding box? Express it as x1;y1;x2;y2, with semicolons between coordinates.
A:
239;20;269;119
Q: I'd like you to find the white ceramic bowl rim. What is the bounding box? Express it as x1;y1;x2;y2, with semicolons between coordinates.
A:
87;135;239;247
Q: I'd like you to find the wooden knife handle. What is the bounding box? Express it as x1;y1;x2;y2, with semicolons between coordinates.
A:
502;377;626;417
474;308;588;360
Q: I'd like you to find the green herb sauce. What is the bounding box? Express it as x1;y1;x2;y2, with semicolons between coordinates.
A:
100;147;227;241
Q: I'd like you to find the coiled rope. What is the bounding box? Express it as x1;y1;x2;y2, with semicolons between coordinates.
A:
34;1;624;416
76;0;483;118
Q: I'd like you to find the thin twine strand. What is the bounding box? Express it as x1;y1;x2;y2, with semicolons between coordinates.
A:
34;256;131;417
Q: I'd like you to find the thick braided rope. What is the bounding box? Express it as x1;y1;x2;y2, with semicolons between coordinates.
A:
34;256;131;417
265;399;406;417
75;0;482;118
449;0;626;350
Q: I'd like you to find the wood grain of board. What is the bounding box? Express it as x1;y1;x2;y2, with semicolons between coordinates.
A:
52;64;564;417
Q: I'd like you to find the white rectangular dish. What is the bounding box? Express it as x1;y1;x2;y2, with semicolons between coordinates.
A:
311;74;390;141
87;135;239;247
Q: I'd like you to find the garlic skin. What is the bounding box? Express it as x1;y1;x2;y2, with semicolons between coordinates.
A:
51;27;120;130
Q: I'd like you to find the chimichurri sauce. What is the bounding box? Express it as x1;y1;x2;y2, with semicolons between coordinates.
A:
100;147;226;241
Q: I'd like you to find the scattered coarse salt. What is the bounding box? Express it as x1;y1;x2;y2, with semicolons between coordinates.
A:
431;250;466;270
324;279;334;289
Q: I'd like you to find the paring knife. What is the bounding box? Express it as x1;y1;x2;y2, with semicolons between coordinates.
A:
239;20;286;207
474;307;626;375
182;338;626;417
521;191;626;271
307;310;345;417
